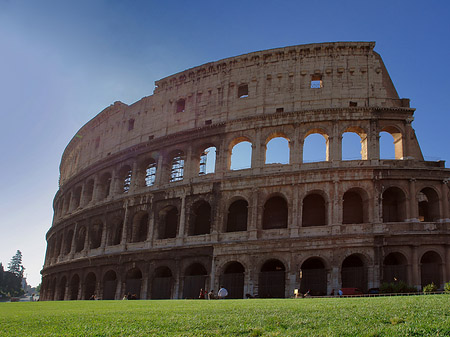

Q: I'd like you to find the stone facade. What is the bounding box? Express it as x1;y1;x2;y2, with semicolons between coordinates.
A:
41;42;450;300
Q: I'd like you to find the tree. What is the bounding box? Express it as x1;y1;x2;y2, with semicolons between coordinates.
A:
8;250;24;279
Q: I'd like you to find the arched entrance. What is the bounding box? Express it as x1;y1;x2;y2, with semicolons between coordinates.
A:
300;258;327;296
382;253;408;283
259;259;285;298
421;251;442;288
125;268;142;299
341;255;367;292
151;267;173;299
69;274;80;300
183;263;207;299
58;276;67;301
102;270;117;300
219;262;245;299
83;272;96;299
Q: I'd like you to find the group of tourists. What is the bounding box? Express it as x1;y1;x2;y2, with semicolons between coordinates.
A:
199;286;228;299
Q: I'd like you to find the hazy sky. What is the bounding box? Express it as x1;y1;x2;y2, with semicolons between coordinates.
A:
1;0;449;287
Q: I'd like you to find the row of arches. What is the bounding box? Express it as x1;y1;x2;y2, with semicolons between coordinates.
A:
56;125;406;219
47;184;445;262
42;250;444;300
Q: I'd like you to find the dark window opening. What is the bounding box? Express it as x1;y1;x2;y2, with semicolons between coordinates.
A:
190;201;211;235
382;253;408;283
152;267;173;300
276;107;284;113
103;271;117;300
342;191;364;224
238;84;248;98
310;75;323;89
205;119;212;125
420;251;442;288
70;275;80;300
226;199;248;232
176;99;185;113
341;255;366;292
83;273;96;300
300;258;327;296
418;188;440;222
84;180;94;204
75;226;86;253
131;213;148;243
302;194;326;226
64;230;74;255
349;101;358;107
111;222;123;246
259;260;285;298
148;135;154;141
90;222;103;249
128;119;135;131
382;187;406;223
159;207;178;239
99;173;112;200
220;262;245;299
262;196;288;229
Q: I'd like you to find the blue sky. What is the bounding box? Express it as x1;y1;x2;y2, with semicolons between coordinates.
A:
1;0;449;287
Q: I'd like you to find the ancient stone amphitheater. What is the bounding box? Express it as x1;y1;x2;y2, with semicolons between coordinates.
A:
41;42;450;300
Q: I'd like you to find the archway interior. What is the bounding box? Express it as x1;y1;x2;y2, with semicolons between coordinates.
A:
103;270;117;300
183;263;207;299
341;255;366;291
226;199;248;232
420;251;442;288
152;267;173;299
259;260;285;298
300;258;327;295
262;196;288;229
382;253;407;283
220;262;245;299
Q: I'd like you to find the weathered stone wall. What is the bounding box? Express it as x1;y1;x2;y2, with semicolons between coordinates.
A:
41;42;450;301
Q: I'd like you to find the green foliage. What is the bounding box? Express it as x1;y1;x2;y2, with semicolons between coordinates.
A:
380;281;417;294
8;250;24;279
423;282;438;293
0;252;25;297
444;281;450;294
1;296;450;336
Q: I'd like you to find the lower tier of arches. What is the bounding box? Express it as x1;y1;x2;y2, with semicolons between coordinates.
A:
40;235;450;300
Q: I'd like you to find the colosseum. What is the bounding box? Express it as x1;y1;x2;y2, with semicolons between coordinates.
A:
41;41;450;300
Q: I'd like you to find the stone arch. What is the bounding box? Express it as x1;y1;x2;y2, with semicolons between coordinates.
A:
69;274;80;300
102;270;117;300
72;186;82;210
183;263;208;299
142;157;157;187
380;125;403;160
75;226;86;252
226;198;248;232
300;257;328;295
382;252;408;283
83;179;95;205
341;126;368;160
108;217;123;246
189;200;211;236
98;172;112;200
219;261;245;299
262;195;288;229
169;150;185;182
198;144;217;175
151;266;173;299
117;164;132;194
420;251;442;289
229;137;252;170
341;254;367;292
265;133;290;165
125;267;142;299
58;276;67;301
302;192;327;226
130;211;149;243
342;187;369;224
418;187;440;222
157;205;178;239
259;259;286;298
382;186;407;222
83;272;97;300
303;128;330;162
90;220;103;249
64;229;74;255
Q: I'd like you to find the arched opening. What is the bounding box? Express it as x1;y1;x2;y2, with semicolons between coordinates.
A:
58;276;67;301
219;262;245;299
98;172;112;200
421;251;442;289
418;188;440;222
342;190;364;224
380;126;403;160
199;146;216;175
341;254;367;292
263;196;288;229
102;270;117;300
151;267;173;299
226;199;248;232
54;235;62;258
89;221;103;249
303;131;329;162
342;127;367;160
83;179;94;205
108;218;123;246
118;165;132;193
130;212;148;243
300;258;327;296
144;160;157;187
170;151;184;182
265;137;289;165
83;272;96;300
230;140;252;170
63;192;71;214
72;186;82;209
382;187;407;222
125;268;142;299
190;201;211;236
383;252;408;283
259;259;285;298
75;226;86;253
302;193;326;226
64;230;74;255
158;206;178;239
69;274;80;300
183;263;207;299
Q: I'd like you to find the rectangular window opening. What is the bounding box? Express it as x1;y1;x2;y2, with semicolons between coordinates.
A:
238;84;249;98
310;75;323;89
349;101;358;107
276;108;284;113
128;119;135;131
176;99;185;113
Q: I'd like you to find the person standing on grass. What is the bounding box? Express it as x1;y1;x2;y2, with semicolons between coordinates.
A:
218;286;228;299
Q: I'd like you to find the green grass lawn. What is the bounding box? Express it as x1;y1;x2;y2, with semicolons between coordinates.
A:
1;295;450;336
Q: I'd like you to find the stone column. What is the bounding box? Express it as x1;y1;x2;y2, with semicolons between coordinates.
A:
130;160;139;193
121;201;129;246
440;180;449;221
183;146;193;180
408;179;418;222
251;128;262;172
411;246;420;290
146;197;155;246
155;155;164;186
293;125;302;167
248;188;259;240
69;223;78;258
177;195;187;244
